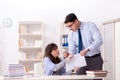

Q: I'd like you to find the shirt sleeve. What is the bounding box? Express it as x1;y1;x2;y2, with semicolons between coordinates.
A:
44;57;55;71
53;59;66;71
87;22;103;51
68;32;77;54
44;57;66;72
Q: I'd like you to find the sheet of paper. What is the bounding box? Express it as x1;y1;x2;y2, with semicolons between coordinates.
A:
66;54;87;71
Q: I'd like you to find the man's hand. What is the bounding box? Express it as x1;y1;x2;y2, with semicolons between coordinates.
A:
74;66;80;73
63;52;69;58
80;49;88;56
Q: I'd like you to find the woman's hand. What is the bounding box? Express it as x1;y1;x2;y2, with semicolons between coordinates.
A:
66;54;73;60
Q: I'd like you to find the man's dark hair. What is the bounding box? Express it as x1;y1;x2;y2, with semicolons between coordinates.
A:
64;13;78;23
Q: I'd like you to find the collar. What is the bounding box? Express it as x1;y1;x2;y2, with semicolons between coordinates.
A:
78;21;83;30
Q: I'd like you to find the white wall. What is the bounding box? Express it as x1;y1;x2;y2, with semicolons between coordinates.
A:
0;0;120;75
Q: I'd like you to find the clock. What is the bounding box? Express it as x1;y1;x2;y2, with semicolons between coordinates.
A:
2;18;12;28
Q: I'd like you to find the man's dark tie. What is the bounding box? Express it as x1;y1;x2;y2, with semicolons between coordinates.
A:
78;28;82;53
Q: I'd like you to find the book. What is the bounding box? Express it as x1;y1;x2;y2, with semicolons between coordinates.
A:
87;73;107;77
36;52;41;59
19;39;24;47
25;66;30;73
18;52;27;60
19;25;27;33
66;54;87;71
86;70;108;74
6;64;25;77
34;40;42;47
86;70;108;77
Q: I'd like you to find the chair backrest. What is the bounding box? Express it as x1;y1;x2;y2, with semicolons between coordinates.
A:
34;62;44;76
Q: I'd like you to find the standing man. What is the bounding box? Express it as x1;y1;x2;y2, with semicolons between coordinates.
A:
64;13;103;80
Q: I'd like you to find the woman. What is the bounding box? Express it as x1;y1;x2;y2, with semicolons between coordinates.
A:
43;43;72;75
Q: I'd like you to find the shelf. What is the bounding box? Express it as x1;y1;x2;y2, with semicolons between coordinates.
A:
19;47;42;49
62;46;68;49
19;21;43;24
19;59;41;63
18;21;44;73
62;34;68;37
19;33;42;36
60;23;69;46
59;22;70;57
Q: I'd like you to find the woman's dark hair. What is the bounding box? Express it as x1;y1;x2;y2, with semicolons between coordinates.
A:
64;13;78;23
44;43;61;64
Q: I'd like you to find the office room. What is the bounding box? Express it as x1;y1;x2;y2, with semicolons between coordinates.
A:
0;0;120;80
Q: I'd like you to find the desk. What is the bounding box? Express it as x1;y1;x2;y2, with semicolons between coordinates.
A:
26;75;104;80
2;75;105;80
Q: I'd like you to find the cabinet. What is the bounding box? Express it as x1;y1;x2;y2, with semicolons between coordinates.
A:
18;21;44;74
60;23;70;56
102;18;120;80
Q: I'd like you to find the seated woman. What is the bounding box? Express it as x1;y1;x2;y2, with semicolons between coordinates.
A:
43;43;72;75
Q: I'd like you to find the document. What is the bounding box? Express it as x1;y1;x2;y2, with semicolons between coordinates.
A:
66;54;87;71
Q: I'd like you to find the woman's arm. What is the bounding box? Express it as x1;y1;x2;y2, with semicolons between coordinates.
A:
44;57;66;72
53;55;73;71
53;59;66;71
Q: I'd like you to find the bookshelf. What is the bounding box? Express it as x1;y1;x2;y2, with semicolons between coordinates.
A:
60;22;70;57
18;21;44;74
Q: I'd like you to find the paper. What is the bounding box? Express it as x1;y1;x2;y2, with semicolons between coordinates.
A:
66;54;87;71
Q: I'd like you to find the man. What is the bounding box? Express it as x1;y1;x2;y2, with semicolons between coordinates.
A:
64;13;103;80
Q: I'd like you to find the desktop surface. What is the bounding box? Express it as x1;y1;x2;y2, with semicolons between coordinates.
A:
1;75;105;80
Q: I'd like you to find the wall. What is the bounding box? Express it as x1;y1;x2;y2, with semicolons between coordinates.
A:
0;0;120;75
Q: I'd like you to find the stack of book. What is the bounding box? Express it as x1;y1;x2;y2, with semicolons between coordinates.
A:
86;70;108;77
7;64;25;77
